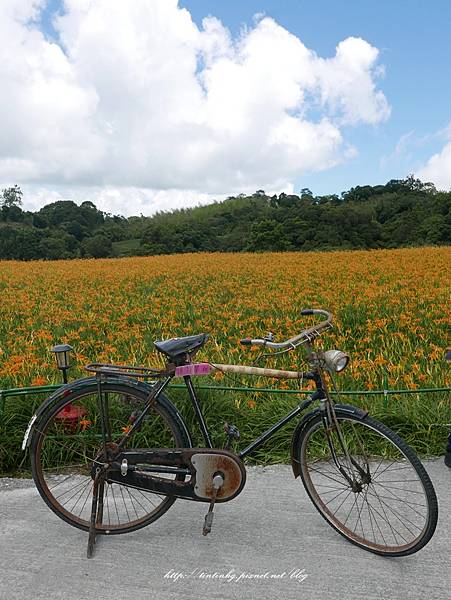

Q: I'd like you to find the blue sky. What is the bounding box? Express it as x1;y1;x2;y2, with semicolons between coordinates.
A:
2;0;450;215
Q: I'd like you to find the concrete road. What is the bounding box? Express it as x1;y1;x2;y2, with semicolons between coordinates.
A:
0;460;449;600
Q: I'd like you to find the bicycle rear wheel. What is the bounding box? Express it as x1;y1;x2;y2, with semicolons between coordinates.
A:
296;409;437;556
30;381;189;534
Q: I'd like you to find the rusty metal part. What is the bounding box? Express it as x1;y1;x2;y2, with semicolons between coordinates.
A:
91;442;120;479
87;468;103;558
84;362;175;378
202;473;224;536
106;448;246;504
223;422;240;450
191;453;242;500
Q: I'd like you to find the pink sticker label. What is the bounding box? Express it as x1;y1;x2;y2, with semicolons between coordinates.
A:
175;363;212;377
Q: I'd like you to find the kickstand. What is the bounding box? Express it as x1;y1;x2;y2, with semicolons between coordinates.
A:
87;469;104;558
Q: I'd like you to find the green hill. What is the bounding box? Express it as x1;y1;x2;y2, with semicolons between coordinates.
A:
0;176;450;260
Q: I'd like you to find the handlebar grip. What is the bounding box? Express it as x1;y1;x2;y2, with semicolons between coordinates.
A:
300;308;314;315
240;338;253;346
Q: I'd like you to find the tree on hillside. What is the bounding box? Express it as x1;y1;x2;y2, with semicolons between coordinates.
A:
246;219;292;251
403;174;437;194
0;226;42;259
82;234;113;258
1;185;23;207
38;230;80;259
1;185;24;222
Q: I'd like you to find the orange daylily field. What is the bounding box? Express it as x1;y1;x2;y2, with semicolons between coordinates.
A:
0;247;450;470
0;247;449;391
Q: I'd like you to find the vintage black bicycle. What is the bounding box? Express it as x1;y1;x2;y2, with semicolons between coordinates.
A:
22;309;438;558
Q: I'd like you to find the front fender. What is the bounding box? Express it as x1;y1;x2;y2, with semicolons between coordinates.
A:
290;403;369;478
22;376;192;450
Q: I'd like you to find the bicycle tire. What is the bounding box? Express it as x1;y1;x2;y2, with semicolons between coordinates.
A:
295;408;438;556
30;380;191;534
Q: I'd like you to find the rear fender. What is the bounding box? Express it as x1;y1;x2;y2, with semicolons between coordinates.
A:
290;404;369;478
22;376;192;450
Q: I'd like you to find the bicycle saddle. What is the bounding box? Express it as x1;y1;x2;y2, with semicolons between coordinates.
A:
154;333;209;363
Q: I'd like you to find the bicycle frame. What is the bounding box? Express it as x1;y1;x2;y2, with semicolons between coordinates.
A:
100;351;369;494
185;374;323;459
111;365;327;461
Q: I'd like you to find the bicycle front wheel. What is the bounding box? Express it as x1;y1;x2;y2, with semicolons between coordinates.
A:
296;409;438;556
30;381;189;534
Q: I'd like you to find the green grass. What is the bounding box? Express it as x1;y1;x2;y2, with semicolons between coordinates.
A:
2;384;449;476
111;238;141;256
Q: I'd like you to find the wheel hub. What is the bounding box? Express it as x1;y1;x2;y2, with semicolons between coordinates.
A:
90;442;120;479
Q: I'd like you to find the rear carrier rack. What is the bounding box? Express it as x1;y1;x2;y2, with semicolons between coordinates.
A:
84;363;173;379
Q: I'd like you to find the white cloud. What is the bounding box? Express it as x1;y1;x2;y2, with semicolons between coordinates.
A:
417;140;451;190
380;130;414;168
19;183;226;216
0;0;390;214
316;37;390;126
394;131;415;156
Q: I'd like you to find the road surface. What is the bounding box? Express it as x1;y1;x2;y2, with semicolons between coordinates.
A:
0;460;449;600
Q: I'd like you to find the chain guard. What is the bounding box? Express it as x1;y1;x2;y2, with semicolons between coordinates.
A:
105;448;246;503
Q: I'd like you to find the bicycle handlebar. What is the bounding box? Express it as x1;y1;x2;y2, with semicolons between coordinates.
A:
240;308;332;350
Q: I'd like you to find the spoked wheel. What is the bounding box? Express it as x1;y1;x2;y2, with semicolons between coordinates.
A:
30;382;189;534
296;409;438;556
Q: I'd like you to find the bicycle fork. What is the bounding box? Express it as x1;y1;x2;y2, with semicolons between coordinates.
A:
320;399;370;490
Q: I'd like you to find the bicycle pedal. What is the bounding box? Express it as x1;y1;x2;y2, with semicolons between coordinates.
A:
201;473;224;535
223;422;240;450
224;422;240;437
202;511;214;536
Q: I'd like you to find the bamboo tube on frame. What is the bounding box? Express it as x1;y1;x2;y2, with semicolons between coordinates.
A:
211;364;303;380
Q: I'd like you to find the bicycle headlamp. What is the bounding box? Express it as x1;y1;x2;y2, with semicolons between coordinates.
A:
323;350;350;372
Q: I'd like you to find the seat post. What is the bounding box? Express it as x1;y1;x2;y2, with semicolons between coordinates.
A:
183;375;213;448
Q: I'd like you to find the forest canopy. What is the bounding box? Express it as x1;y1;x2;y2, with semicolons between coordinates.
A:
0;177;449;260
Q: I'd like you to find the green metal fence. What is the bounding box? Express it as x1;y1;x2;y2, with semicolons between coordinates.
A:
1;382;450;417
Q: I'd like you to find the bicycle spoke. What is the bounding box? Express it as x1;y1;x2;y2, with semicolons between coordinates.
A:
364;491;410;544
366;487;423;534
77;485;93;518
323;487;350;506
354;493;366;539
110;484;121;525
54;477;91;501
366;495;387;546
105;483;111;525
126;487;141;520
372;481;425;494
70;481;92;514
367;489;427;510
119;485;131;523
307;465;349;488
371;462;413;480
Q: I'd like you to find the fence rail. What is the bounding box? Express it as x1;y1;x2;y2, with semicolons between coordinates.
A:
0;382;450;416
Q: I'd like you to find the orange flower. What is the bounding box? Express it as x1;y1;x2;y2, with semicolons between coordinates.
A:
79;418;92;431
